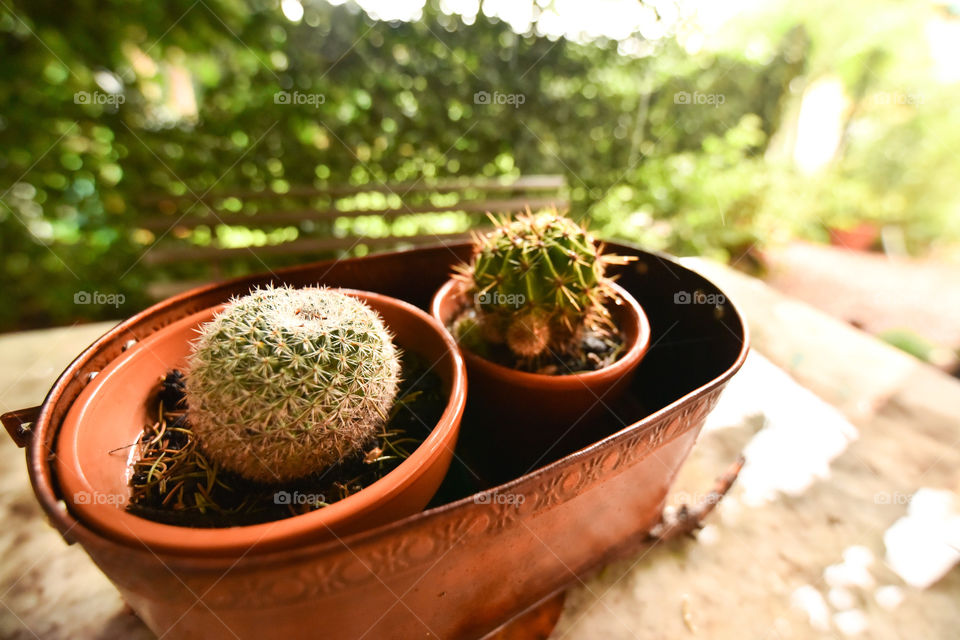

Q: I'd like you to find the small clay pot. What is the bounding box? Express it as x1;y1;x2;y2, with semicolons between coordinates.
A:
54;289;466;556
431;280;650;470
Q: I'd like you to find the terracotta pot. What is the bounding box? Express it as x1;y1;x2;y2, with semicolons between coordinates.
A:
53;289;467;556
2;243;748;639
828;222;879;251
431;279;651;471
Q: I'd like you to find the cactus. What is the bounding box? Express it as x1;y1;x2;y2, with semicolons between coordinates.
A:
454;210;630;364
185;285;401;483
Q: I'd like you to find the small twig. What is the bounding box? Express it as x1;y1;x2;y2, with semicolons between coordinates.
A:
647;455;745;542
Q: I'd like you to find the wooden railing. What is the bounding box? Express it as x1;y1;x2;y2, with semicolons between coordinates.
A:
137;175;568;297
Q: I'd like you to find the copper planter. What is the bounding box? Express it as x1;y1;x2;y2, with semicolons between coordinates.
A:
2;242;748;639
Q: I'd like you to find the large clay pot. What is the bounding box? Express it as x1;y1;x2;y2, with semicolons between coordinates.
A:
53;289;467;556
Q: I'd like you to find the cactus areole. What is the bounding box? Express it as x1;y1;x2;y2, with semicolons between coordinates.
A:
453;210;632;371
185;286;401;483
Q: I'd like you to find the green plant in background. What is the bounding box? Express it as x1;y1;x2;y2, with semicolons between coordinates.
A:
453;210;629;364
0;0;806;331
2;0;959;332
592;114;773;264
185;285;401;483
715;0;960;254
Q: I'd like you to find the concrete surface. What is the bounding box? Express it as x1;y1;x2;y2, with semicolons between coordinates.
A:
1;262;959;639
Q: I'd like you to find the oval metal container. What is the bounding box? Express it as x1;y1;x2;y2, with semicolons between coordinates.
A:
4;242;748;639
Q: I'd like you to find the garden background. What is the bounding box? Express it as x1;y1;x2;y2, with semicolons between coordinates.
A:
2;0;958;333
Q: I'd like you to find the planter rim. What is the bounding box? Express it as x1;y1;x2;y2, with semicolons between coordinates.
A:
430;279;650;387
52;289;466;556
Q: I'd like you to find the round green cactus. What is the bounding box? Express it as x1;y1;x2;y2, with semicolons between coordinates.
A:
455;210;629;361
185;285;401;483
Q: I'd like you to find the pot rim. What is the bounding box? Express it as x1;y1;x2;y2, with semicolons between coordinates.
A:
430;279;651;387
52;289;467;556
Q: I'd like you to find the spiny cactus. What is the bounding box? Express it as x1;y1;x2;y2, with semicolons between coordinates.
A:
454;210;631;363
185;285;401;483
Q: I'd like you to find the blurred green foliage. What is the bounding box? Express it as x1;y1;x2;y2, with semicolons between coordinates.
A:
1;0;958;331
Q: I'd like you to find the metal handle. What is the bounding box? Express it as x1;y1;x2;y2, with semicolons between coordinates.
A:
2;406;41;448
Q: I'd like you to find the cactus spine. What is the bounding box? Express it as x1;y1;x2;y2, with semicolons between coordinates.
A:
185;285;401;483
454;210;629;364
